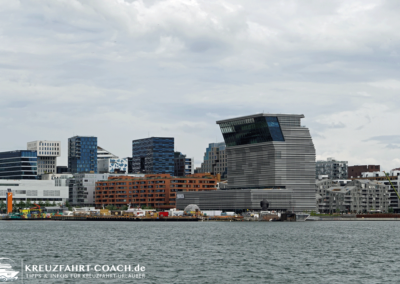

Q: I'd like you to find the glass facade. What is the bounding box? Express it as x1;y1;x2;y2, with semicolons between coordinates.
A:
0;150;38;180
132;137;174;174
68;136;98;173
219;116;285;147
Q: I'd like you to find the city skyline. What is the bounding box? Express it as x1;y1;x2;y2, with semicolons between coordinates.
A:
1;1;400;170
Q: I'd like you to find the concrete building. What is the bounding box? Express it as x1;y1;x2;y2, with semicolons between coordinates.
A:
0;150;38;180
132;137;174;175
174;152;194;176
198;142;227;179
68;136;98;173
348;165;380;178
95;173;217;209
176;189;292;211
27;140;61;175
178;113;316;212
68;173;145;206
316;179;389;213
0;179;68;204
316;158;348;180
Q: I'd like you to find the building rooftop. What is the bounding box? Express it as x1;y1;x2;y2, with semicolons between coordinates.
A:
216;113;304;124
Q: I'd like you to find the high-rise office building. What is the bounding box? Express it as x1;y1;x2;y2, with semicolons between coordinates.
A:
0;150;38;180
132;137;174;174
68;136;98;173
174;152;194;176
27;140;61;175
198;142;227;179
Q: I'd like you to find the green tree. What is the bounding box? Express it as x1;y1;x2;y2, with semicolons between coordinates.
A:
388;207;394;213
0;200;5;213
52;201;56;206
26;199;33;208
17;200;26;210
45;200;51;207
121;205;128;210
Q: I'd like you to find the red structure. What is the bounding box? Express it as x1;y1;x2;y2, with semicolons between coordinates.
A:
348;165;380;178
95;173;218;209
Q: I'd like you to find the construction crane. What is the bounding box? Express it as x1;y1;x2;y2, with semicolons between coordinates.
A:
383;171;400;207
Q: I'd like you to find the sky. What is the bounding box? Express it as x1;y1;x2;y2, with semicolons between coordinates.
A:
1;0;400;170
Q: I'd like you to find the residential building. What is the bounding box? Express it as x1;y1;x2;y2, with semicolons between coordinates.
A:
132;137;174;174
316;179;389;213
316;158;348;179
68;136;98;173
0;150;38;180
68;173;144;206
178;113;316;212
174;152;194;176
0;179;68;203
95;173;218;209
27;140;61;175
348;165;380;178
98;158;128;174
350;170;400;212
198;142;227;179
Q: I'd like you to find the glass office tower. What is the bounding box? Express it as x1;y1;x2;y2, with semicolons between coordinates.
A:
0;150;38;179
68;136;98;173
132;137;174;174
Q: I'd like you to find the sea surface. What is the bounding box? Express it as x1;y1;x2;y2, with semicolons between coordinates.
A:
0;220;399;284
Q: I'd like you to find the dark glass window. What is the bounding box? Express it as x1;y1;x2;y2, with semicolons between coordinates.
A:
220;116;285;147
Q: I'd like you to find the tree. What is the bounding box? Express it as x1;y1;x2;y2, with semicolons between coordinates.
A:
388;207;394;213
52;201;56;207
18;200;26;210
26;199;33;208
0;200;5;213
121;205;128;210
45;200;51;207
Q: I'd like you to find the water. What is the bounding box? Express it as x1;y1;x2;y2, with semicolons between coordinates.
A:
1;221;398;283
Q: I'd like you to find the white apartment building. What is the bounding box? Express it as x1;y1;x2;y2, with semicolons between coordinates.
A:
27;140;61;175
0;179;68;204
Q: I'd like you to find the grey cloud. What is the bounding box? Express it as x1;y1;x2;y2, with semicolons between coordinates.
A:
0;0;400;168
364;135;400;144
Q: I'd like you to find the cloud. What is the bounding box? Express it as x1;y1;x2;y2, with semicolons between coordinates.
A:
0;0;400;170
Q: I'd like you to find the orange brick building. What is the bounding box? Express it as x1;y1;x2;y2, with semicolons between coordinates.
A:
95;173;218;209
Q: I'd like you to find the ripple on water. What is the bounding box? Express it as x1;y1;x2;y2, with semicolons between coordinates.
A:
0;221;398;284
